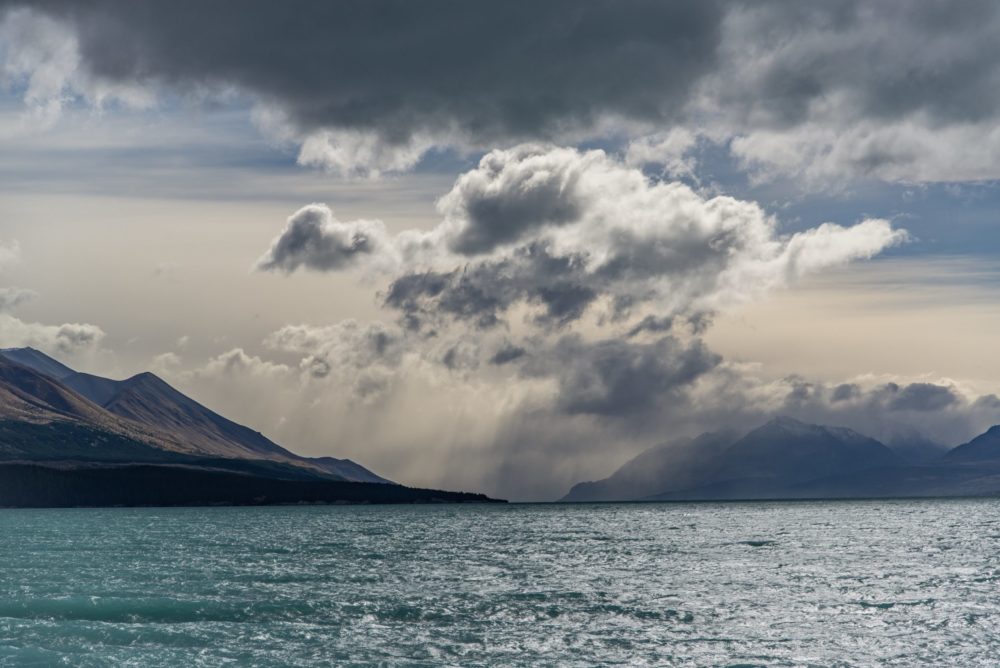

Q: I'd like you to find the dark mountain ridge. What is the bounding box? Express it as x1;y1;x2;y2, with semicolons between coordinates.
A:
0;462;493;508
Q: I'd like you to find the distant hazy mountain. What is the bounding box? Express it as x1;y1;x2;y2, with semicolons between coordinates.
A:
886;432;951;464
563;416;1000;502
0;348;483;506
944;426;1000;463
561;431;738;502
705;417;902;488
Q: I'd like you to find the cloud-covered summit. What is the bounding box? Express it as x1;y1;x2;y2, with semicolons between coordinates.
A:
240;144;918;500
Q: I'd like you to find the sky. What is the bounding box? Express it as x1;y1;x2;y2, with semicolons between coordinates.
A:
1;0;1000;500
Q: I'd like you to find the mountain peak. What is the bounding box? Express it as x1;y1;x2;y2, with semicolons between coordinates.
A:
124;371;166;386
0;347;77;380
759;417;872;443
757;416;823;437
117;371;188;397
765;416;809;429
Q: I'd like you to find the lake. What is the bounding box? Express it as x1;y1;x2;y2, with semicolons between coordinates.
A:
1;500;998;666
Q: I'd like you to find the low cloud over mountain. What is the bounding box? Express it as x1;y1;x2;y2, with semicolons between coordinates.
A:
210;145;1000;500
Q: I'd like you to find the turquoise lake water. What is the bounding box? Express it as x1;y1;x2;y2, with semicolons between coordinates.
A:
1;500;999;666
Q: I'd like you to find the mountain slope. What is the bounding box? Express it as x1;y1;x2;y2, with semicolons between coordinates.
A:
0;355;108;424
0;348;389;483
0;420;178;463
0;356;196;461
886;432;951;464
94;371;301;460
561;431;738;502
311;456;394;484
61;372;122;407
0;347;75;381
945;426;1000;463
707;417;902;488
91;371;390;481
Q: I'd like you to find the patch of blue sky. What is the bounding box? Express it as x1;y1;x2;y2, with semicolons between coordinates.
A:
636;137;1000;260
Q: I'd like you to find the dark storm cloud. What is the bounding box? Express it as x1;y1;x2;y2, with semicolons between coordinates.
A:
709;1;1000;183
831;383;861;403
7;1;1000;181
784;380;963;416
28;0;999;133
256;204;388;273
883;382;961;412
489;344;526;366
447;175;581;256
626;315;675;338
974;395;1000;412
9;1;1000;181
716;1;1000;128
523;335;721;417
440;148;591;255
687;312;713;335
383;242;598;331
11;0;723;143
332;145;903;335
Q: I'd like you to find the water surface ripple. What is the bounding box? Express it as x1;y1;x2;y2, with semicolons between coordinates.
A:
1;500;998;666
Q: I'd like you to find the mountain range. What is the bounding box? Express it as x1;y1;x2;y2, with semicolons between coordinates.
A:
7;345;998;506
0;347;499;506
562;416;1000;502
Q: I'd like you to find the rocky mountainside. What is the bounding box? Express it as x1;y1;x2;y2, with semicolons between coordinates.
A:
1;347;390;482
0;348;474;505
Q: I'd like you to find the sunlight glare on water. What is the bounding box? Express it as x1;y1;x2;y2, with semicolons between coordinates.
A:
1;500;998;666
